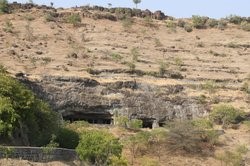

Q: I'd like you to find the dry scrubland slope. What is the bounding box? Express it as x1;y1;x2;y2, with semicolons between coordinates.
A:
0;7;249;112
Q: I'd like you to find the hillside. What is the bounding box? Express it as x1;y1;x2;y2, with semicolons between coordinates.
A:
0;2;250;166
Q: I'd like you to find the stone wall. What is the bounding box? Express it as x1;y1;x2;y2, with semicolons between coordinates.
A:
0;146;77;162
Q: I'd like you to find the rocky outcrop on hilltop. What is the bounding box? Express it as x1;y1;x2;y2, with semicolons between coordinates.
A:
18;75;208;127
9;2;170;21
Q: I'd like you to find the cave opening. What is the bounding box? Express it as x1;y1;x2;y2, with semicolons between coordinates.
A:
63;112;112;125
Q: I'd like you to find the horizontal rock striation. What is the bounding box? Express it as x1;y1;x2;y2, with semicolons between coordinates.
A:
18;75;208;125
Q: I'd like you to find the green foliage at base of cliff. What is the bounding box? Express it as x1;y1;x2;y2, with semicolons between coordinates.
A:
0;73;59;146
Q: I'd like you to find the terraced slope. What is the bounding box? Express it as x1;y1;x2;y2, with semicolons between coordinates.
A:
0;5;249;125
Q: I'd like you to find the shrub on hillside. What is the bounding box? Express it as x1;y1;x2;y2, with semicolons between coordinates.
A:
0;0;8;14
184;23;193;32
56;127;79;149
227;15;243;25
128;119;143;129
177;19;186;27
192;15;208;29
165;20;177;32
131;47;140;62
216;145;248;166
45;12;57;22
241;21;250;31
191;119;213;129
0;64;7;74
165;121;219;154
2;20;14;33
210;104;245;127
217;19;228;30
66;14;81;27
124;131;151;164
76;130;122;165
206;18;219;28
158;62;168;77
108;156;128;166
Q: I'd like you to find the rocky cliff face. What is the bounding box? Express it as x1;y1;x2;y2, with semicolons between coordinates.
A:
18;75;208;126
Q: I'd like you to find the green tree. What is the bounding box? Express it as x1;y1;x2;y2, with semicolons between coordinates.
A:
0;97;18;137
76;130;123;165
0;0;8;14
133;0;141;9
0;73;59;146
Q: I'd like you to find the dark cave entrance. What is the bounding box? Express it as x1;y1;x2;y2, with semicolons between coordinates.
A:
141;118;166;129
63;112;112;125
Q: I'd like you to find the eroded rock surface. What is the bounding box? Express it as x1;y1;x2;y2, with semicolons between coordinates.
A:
19;76;208;126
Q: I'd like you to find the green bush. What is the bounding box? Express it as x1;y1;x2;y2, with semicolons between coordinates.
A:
0;97;17;137
206;18;219;28
216;145;248;166
0;73;59;146
191;119;213;129
0;0;8;14
192;15;208;29
76;130;123;165
241;21;250;31
210;104;245;126
66;14;82;27
108;156;128;166
0;64;7;74
227;15;243;25
110;52;123;62
128;119;143;129
158;62;168;77
184;23;193;32
114;116;129;127
56;127;79;149
2;20;14;33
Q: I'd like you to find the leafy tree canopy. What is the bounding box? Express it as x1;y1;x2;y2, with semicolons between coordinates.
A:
0;72;59;146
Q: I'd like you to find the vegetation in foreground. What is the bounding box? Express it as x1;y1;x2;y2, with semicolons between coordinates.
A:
0;67;249;165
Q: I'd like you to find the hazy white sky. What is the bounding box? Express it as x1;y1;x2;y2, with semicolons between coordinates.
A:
9;0;250;18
